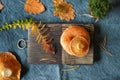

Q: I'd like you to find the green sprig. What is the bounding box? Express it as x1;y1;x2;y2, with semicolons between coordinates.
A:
0;18;34;31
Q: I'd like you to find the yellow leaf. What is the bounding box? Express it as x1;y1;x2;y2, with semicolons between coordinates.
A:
36;34;42;43
21;24;25;30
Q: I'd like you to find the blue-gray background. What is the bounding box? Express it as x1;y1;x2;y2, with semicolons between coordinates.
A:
0;0;120;80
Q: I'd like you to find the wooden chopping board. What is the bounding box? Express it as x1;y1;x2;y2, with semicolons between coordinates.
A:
28;24;94;64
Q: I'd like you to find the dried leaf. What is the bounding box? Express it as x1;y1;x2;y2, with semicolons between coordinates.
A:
53;1;75;21
24;0;45;14
0;1;4;10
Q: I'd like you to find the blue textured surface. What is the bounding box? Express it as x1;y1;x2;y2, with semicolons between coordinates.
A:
0;0;120;80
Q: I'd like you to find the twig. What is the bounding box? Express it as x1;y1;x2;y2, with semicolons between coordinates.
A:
61;65;80;72
99;44;112;56
95;18;99;23
79;14;94;18
18;0;25;5
79;14;99;23
99;34;107;46
98;35;113;56
102;34;107;46
40;58;56;62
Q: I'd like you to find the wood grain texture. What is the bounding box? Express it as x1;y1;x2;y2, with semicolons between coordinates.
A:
28;24;94;64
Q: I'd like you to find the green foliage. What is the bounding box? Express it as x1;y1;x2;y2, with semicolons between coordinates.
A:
89;0;110;19
0;18;34;31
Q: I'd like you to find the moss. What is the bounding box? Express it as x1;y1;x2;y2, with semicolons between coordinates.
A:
89;0;111;19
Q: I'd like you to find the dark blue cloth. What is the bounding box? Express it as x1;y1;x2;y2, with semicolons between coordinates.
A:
0;0;120;80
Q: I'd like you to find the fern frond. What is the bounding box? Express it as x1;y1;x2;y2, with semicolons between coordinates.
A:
36;33;42;43
43;34;49;39
40;24;46;31
41;28;48;35
30;23;39;36
31;23;55;54
46;38;52;44
0;18;55;54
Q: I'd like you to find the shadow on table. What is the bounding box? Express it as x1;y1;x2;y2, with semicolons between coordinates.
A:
93;24;102;62
10;51;29;78
112;76;120;80
111;0;120;7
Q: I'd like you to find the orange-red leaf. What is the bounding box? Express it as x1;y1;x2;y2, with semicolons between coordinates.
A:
48;45;55;54
42;39;55;54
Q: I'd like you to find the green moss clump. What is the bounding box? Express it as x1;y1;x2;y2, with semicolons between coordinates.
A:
89;0;110;19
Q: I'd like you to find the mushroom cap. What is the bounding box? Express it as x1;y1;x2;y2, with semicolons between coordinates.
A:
60;25;90;57
70;36;89;57
0;52;21;80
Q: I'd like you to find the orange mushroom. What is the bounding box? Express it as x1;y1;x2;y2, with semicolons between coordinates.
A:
0;52;21;80
60;25;90;57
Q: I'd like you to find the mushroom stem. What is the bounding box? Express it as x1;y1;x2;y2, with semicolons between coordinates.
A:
77;43;84;49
